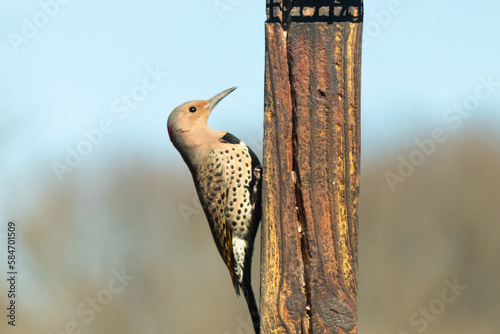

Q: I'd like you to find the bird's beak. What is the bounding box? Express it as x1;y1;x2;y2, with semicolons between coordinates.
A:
206;86;237;110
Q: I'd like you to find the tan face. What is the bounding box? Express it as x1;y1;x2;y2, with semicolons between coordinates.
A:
167;87;237;149
167;100;211;136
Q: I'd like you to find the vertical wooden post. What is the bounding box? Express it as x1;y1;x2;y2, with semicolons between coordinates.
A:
261;1;363;333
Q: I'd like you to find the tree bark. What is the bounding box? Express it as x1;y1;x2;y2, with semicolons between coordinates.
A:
261;1;363;333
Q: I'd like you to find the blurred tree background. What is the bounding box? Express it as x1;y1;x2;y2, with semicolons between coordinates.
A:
1;122;499;334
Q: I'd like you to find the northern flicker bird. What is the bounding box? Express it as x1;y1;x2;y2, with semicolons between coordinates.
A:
167;87;262;334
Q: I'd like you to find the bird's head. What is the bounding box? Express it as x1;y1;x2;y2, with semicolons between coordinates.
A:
167;87;236;150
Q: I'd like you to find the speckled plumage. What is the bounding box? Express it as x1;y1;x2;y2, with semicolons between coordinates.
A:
195;140;261;292
167;87;261;334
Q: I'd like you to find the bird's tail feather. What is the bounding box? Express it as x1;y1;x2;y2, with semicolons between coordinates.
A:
241;274;260;334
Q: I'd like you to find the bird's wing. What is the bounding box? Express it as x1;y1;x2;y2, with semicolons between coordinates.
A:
195;150;236;287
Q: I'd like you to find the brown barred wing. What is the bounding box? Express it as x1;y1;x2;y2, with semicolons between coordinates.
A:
194;150;236;287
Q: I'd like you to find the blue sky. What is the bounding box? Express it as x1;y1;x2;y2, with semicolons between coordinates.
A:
1;0;499;199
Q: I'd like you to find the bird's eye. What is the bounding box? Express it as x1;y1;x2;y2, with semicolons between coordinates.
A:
189;106;197;113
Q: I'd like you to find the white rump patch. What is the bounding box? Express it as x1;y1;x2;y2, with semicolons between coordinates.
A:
232;238;248;283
